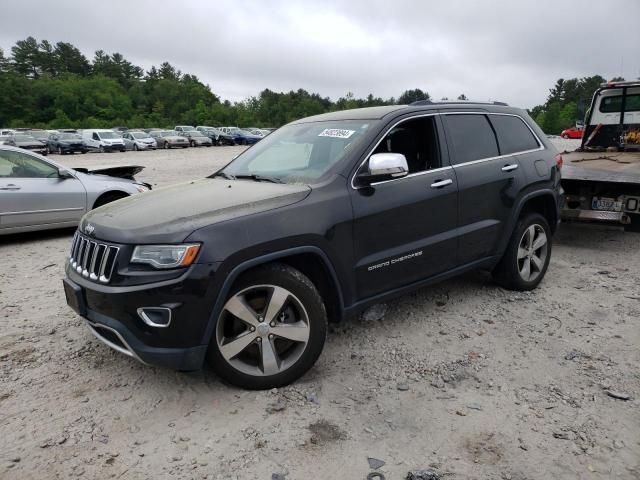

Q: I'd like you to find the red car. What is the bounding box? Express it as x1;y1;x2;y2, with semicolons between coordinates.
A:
560;127;583;139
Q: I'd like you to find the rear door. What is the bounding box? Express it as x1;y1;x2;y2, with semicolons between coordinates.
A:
350;114;459;300
0;149;86;230
442;112;526;265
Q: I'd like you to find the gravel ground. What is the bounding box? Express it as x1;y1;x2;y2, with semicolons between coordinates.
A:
1;140;639;480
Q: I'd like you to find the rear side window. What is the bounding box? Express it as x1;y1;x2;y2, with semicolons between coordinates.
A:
445;114;499;164
490;115;539;154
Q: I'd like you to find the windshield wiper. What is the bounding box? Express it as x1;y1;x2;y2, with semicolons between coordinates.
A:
233;174;284;184
212;171;236;180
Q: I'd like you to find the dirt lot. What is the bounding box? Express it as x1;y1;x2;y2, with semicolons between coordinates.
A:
1;141;639;480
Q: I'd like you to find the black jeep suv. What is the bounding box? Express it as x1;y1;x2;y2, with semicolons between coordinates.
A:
63;102;562;389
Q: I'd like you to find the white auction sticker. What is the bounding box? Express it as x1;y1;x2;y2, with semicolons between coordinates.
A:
318;128;356;139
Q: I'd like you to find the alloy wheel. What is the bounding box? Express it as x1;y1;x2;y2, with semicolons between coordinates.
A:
216;285;311;377
517;224;548;282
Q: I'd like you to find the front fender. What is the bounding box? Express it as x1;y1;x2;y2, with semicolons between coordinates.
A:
198;245;344;347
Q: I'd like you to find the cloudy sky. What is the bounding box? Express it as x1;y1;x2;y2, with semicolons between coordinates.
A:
2;0;639;108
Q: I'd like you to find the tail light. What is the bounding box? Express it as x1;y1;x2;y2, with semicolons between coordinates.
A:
555;153;563;170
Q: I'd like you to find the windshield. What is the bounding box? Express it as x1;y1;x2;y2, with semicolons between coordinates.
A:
60;133;81;140
160;131;175;136
15;135;36;142
220;120;374;184
131;132;148;139
30;131;48;139
99;131;119;139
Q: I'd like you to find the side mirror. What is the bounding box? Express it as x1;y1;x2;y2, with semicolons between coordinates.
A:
357;153;409;185
58;169;74;179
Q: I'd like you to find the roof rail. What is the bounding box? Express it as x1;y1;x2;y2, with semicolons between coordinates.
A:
409;100;509;107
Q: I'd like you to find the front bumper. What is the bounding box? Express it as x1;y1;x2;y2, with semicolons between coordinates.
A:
102;144;125;151
137;143;157;150
63;261;218;370
61;144;86;153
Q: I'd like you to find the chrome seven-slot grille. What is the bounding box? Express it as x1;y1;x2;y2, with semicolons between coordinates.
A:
69;232;119;283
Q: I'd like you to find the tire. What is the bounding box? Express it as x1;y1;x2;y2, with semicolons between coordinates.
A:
207;263;327;390
562;134;569;139
492;213;552;291
58;146;63;155
164;141;169;149
93;191;128;209
190;140;195;147
624;213;640;232
47;145;53;154
134;144;139;151
81;150;87;154
98;145;105;153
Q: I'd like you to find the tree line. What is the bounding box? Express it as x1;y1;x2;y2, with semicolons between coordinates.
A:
0;38;449;129
0;37;625;132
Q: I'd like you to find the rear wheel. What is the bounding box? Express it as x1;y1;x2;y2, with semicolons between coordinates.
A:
492;213;552;291
207;263;327;389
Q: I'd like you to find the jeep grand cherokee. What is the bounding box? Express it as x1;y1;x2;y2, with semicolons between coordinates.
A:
63;101;562;389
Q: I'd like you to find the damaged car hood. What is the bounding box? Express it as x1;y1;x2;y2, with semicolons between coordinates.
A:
73;165;144;180
80;178;311;244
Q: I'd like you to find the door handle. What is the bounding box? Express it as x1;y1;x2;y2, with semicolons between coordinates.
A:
0;184;21;191
501;164;518;172
430;179;453;188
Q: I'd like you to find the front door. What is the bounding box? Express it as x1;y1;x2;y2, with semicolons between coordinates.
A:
0;149;86;231
350;115;458;300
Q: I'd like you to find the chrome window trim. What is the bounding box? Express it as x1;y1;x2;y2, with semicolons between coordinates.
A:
370;166;453;187
350;111;544;190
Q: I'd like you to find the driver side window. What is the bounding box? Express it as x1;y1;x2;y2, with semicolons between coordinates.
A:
372;116;441;174
0;150;59;178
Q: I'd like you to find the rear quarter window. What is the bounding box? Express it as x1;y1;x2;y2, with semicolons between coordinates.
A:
490;115;539;154
445;114;499;164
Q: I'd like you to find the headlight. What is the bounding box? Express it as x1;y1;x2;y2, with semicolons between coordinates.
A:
131;244;200;269
134;184;150;193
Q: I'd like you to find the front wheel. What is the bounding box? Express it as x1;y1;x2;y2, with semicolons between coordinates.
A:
562;134;569;139
133;144;139;151
207;263;327;390
492;213;552;291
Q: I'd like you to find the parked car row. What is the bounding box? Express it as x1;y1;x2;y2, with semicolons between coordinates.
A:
0;125;275;155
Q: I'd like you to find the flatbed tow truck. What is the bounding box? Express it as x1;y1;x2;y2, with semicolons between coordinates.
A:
560;80;640;232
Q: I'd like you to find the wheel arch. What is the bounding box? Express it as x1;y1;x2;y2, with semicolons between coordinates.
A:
200;246;345;349
496;190;559;257
92;189;130;209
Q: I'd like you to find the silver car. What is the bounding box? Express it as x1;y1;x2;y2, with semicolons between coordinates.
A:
123;131;157;151
0;145;150;235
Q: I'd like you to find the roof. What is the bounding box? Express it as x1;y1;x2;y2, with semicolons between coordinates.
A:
292;101;518;124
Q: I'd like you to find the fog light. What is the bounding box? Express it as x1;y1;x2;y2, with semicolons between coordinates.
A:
626;198;638;211
137;307;172;328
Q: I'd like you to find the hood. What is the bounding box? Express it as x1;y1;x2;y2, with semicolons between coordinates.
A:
80;178;311;244
73;165;144;179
